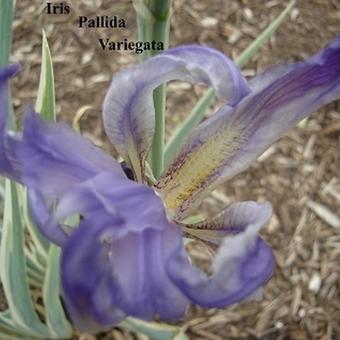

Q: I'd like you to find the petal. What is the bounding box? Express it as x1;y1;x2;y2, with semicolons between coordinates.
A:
61;222;126;333
157;37;340;220
0;64;22;181
103;45;249;181
106;225;188;321
167;201;275;308
21;109;125;200
28;170;166;248
55;172;168;234
183;201;272;243
28;190;69;247
61;185;188;333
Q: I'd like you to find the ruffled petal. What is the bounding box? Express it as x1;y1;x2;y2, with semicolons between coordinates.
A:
103;45;249;180
61;179;188;333
21;110;126;247
27;190;69;247
106;225;188;321
21;109;125;200
157;37;340;220
0;64;22;181
167;201;274;307
61;222;126;333
183;201;272;243
55;172;168;233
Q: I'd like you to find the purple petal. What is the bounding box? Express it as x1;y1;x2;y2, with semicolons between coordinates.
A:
106;225;188;321
183;201;273;243
61;222;126;333
167;201;275;307
21;109;125;200
21;111;126;247
0;64;21;181
55;172;168;234
103;45;249;180
61;179;188;333
157;37;340;220
166;45;250;104
28;190;69;247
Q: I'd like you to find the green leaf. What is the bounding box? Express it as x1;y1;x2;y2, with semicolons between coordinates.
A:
26;265;45;288
0;311;39;339
23;30;55;265
236;0;296;68
133;0;154;61
1;5;50;338
0;0;16;129
120;318;189;340
23;188;49;263
25;249;45;277
0;0;14;67
164;0;296;166
0;330;21;340
0;313;22;337
35;30;56;121
21;30;56;279
0;180;49;338
0;310;57;339
42;245;72;338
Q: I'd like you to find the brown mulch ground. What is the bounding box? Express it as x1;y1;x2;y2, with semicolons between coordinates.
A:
5;0;340;339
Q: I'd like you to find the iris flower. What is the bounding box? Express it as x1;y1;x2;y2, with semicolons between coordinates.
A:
0;38;339;333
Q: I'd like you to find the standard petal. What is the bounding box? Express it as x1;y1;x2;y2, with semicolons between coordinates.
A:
167;201;275;308
0;64;22;181
103;45;249;181
21;109;125;200
157;37;340;220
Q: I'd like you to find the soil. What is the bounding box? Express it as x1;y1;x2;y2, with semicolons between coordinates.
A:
4;0;340;339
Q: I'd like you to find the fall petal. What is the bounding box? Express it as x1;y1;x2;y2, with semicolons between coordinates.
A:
183;201;272;243
21;109;125;201
27;190;69;247
0;64;21;181
167;201;274;307
60;181;188;333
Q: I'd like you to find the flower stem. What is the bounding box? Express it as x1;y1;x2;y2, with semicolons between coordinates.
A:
0;0;13;67
151;85;166;179
134;0;172;179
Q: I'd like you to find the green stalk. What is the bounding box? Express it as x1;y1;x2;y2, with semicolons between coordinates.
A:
0;0;15;128
151;85;166;179
134;1;153;62
0;1;14;67
134;0;172;179
149;1;171;179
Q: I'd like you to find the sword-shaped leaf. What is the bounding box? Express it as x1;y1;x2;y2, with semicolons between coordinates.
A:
0;181;49;337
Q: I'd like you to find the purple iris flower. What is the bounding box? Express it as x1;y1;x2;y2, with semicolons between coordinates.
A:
0;37;339;333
